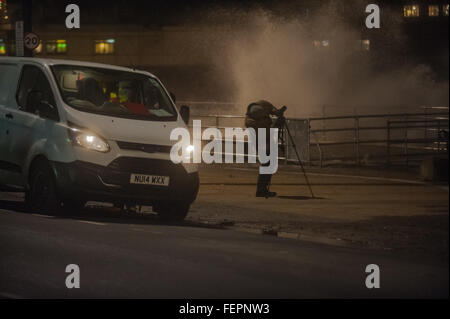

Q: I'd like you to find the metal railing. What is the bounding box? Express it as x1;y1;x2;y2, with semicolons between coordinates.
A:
188;110;449;167
307;111;448;166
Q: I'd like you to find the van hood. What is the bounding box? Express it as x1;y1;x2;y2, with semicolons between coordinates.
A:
64;105;185;146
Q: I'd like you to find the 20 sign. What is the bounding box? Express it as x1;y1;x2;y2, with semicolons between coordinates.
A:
24;32;40;51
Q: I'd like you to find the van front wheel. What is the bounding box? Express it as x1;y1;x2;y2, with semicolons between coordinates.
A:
26;162;61;214
153;201;190;221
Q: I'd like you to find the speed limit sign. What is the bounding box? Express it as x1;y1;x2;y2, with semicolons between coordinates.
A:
24;32;40;51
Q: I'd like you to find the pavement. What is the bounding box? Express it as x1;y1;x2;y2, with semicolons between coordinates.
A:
192;165;449;261
0;165;448;298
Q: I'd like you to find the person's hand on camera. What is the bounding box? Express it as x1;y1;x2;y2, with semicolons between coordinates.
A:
274;105;287;117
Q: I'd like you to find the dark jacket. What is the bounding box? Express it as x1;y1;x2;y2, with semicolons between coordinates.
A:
245;100;278;130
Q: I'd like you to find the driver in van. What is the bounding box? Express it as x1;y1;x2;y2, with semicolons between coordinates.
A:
118;82;149;116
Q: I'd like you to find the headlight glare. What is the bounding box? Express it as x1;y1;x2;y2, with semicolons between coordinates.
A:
186;145;194;153
69;129;110;153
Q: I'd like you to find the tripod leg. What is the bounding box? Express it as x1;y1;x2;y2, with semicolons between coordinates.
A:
284;122;315;198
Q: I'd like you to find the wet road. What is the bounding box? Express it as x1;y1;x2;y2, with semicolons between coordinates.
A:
0;200;447;298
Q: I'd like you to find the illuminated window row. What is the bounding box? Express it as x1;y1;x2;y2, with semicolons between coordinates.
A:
404;4;450;17
94;39;115;54
34;39;116;55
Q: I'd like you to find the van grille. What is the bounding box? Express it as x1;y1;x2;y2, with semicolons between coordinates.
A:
116;141;172;154
107;157;185;175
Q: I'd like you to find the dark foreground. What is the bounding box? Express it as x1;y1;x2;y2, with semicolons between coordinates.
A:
0;204;447;298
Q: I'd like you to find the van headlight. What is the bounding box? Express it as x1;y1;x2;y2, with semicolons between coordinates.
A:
186;145;195;154
69;129;110;153
182;144;195;161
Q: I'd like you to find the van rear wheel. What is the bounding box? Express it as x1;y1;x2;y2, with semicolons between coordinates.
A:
153;201;190;221
26;161;61;214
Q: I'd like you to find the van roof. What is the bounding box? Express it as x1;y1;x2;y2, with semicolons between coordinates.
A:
0;57;156;77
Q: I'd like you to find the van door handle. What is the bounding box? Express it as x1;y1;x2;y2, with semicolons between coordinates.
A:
5;113;13;119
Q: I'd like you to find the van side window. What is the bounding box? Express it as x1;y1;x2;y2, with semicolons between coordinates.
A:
16;65;57;115
0;64;18;106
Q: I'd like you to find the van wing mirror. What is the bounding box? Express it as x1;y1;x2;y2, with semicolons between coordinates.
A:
179;105;190;125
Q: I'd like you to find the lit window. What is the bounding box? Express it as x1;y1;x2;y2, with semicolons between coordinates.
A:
443;4;449;16
46;40;67;54
404;5;420;17
428;5;439;16
95;39;115;54
313;40;330;49
359;39;370;51
0;39;6;55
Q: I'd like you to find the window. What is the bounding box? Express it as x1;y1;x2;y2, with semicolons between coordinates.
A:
0;39;6;55
313;40;330;49
95;39;115;54
428;5;439;16
404;5;420;17
17;65;57;118
51;65;177;121
359;39;370;51
443;4;449;16
0;64;17;105
46;40;67;54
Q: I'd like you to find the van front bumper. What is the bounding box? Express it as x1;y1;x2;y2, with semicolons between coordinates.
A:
50;157;199;205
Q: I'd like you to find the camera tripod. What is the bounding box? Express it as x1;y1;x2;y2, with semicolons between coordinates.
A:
273;113;315;199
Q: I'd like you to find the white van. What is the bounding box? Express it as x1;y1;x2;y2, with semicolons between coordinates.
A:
0;57;199;220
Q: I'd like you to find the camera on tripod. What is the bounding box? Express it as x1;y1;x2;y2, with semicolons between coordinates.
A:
271;104;315;198
273;105;288;128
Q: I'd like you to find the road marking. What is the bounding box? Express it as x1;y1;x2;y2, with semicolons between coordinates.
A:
228;167;428;185
307;172;426;185
77;220;107;226
31;214;55;218
131;228;163;234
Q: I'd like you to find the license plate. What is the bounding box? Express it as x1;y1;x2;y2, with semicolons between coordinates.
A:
130;174;170;186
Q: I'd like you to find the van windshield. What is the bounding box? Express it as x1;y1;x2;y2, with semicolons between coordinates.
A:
51;65;177;121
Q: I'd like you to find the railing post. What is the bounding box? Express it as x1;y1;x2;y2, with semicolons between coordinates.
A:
307;119;311;166
437;120;441;152
405;115;408;166
386;120;391;166
321;105;325;141
355;116;360;166
284;120;288;165
320;147;323;168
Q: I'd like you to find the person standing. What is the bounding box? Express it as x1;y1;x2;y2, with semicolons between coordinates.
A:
245;100;285;198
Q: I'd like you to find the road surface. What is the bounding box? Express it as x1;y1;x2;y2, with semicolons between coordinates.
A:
0;200;448;298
